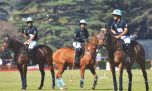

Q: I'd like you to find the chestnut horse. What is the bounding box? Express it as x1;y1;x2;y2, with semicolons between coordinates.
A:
2;35;55;90
98;27;149;91
53;35;102;90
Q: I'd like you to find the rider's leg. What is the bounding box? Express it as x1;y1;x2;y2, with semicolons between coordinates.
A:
124;36;131;62
75;48;83;64
28;41;37;65
126;43;131;54
28;41;37;55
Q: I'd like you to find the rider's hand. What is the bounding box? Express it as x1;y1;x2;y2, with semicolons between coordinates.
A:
23;41;28;45
115;36;120;39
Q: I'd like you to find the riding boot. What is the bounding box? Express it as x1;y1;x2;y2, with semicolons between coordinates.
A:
75;48;82;64
27;49;34;65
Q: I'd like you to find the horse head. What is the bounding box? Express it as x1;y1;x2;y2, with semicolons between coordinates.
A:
97;27;114;47
85;34;103;54
90;33;104;46
2;34;22;51
2;34;12;50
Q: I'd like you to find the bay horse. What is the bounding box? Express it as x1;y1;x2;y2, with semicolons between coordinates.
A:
53;35;102;90
2;35;55;90
98;27;149;91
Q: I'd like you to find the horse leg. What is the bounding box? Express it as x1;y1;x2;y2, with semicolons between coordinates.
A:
22;64;27;89
118;64;124;91
38;64;45;90
110;63;118;91
56;65;67;89
80;65;86;88
17;64;27;90
49;64;55;89
89;65;98;90
138;61;149;91
126;64;132;91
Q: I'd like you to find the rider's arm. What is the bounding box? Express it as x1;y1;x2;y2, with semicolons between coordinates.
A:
85;29;89;42
23;33;29;39
117;21;128;38
85;29;89;39
111;22;116;35
27;27;37;43
111;29;116;34
73;30;80;40
117;27;128;38
28;35;35;42
22;28;29;39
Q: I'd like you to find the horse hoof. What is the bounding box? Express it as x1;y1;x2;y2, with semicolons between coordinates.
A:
80;85;83;88
21;88;26;91
63;86;68;90
38;87;42;90
52;86;55;89
80;82;84;88
92;87;95;90
60;87;63;90
119;87;123;91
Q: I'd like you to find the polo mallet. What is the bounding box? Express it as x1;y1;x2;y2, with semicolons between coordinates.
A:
70;42;78;82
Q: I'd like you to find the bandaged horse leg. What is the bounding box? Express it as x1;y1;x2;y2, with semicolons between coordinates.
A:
56;66;66;89
59;78;65;87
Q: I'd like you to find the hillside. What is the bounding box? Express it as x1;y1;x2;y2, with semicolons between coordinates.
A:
0;0;152;50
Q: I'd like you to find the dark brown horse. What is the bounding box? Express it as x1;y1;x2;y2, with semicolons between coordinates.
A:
98;27;149;91
2;35;55;90
53;35;102;90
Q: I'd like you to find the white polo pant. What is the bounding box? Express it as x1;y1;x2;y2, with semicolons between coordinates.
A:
120;36;131;44
28;41;37;49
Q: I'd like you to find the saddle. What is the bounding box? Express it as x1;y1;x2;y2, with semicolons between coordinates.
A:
25;45;41;65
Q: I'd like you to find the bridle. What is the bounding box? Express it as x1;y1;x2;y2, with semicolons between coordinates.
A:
3;36;24;55
96;28;109;47
84;35;101;55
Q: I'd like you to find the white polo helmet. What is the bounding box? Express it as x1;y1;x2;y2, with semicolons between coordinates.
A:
26;17;34;22
111;9;122;16
79;19;87;24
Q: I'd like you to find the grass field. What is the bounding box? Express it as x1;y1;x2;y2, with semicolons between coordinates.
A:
0;69;151;91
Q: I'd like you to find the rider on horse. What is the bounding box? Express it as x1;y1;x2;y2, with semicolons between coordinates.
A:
110;9;131;62
73;19;89;64
22;17;38;58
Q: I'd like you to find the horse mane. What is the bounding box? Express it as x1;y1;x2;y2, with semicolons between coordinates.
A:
104;27;122;50
7;36;24;51
11;37;23;46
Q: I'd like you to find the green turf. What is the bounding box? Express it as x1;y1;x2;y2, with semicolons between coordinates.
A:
0;69;151;91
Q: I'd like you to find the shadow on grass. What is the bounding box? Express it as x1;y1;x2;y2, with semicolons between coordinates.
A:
65;88;128;91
